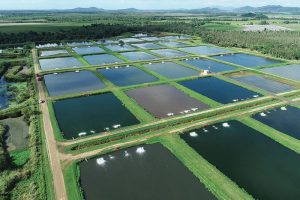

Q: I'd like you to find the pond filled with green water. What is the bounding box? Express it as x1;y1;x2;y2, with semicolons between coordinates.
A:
44;70;106;96
179;77;261;104
83;54;123;65
53;93;139;139
79;143;216;200
98;66;158;86
213;53;281;68
181;58;237;73
230;75;295;93
126;84;209;118
181;120;300;200
39;57;83;71
253;106;300;140
143;62;199;79
261;64;300;82
180;46;232;55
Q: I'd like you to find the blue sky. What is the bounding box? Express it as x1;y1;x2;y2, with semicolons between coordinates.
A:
0;0;299;10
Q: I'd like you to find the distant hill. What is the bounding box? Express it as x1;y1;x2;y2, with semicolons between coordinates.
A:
235;5;300;13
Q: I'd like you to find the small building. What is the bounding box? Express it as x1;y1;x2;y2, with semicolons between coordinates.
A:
200;70;210;76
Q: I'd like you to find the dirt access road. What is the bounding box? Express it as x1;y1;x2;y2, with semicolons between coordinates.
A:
32;49;67;200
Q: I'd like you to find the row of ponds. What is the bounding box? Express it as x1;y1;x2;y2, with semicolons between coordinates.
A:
79;107;300;199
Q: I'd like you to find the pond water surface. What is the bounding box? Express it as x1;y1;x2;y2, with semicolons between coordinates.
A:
83;54;123;65
143;62;199;79
151;49;189;58
44;70;105;96
40;50;68;57
106;44;136;52
230;75;295;93
72;46;105;55
98;66;158;86
133;43;162;49
0;77;9;109
181;120;300;200
213;53;280;68
181;58;237;73
253;106;300;140
159;41;188;47
180;46;231;55
126;84;209;118
261;64;300;82
39;57;83;71
79;143;216;200
180;77;261;104
121;52;158;61
53;93;139;139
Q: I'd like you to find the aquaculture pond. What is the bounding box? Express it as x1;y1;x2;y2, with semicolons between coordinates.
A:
39;57;83;71
139;36;161;41
261;64;300;82
151;49;189;58
53;93;139;139
159;41;188;47
119;38;143;43
79;143;216;200
67;41;94;47
181;120;300;200
133;43;162;49
72;46;105;55
1;117;28;151
44;70;106;97
143;62;199;79
180;77;261;104
0;77;9;109
126;85;209;118
40;49;68;57
105;44;136;52
180;46;231;55
213;53;281;68
121;52;158;61
83;54;123;65
253;106;300;140
162;35;191;40
98;66;158;86
181;58;237;73
230;75;295;93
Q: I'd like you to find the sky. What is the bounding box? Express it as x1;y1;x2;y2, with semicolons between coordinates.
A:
0;0;299;10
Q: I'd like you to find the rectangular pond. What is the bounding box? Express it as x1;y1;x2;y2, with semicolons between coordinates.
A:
180;46;232;55
40;49;68;57
79;143;216;200
140;36;161;41
151;49;189;58
133;43;162;49
181;120;300;200
83;54;123;65
39;57;83;71
53;93;139;139
121;52;158;61
143;62;199;79
253;105;300;140
105;44;136;52
230;75;295;93
119;38;143;43
213;53;281;68
67;41;94;47
181;58;237;73
162;35;191;40
261;64;300;82
159;41;188;47
98;66;158;86
179;77;261;104
44;70;106;97
72;46;105;55
126;85;209;118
